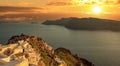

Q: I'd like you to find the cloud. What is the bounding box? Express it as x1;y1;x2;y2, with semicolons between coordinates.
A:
0;6;63;22
47;1;72;6
0;13;74;22
46;0;120;6
0;17;33;21
0;6;43;12
118;0;120;4
17;1;30;7
76;0;120;5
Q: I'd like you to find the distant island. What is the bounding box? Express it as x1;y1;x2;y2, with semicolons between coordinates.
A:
42;17;120;31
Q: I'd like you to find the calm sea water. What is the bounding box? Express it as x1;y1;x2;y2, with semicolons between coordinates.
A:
0;22;120;66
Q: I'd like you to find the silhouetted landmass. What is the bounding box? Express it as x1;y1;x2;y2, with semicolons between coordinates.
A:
42;17;120;31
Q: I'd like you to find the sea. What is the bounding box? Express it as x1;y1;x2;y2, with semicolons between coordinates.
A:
0;22;120;66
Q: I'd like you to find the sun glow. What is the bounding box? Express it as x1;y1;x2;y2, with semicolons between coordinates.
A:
92;6;102;14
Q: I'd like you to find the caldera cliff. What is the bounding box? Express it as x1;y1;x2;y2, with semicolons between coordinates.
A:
0;34;94;66
42;17;120;31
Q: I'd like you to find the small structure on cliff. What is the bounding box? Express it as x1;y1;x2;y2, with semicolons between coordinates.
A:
0;40;40;66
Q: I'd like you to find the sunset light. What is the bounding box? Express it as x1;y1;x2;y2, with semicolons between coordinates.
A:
92;6;102;14
0;0;119;20
0;0;120;66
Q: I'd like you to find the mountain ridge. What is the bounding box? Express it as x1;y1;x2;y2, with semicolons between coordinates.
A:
42;17;120;31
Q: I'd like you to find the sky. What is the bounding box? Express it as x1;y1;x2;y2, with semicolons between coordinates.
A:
0;0;120;22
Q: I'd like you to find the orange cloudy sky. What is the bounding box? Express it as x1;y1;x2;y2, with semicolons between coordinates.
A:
0;0;120;21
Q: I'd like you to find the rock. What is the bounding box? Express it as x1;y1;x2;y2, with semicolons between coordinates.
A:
38;60;45;66
0;34;94;66
0;44;2;51
55;47;94;66
0;54;8;58
3;48;14;56
0;60;7;65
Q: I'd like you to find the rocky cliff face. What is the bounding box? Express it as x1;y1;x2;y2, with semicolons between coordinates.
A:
0;34;94;66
